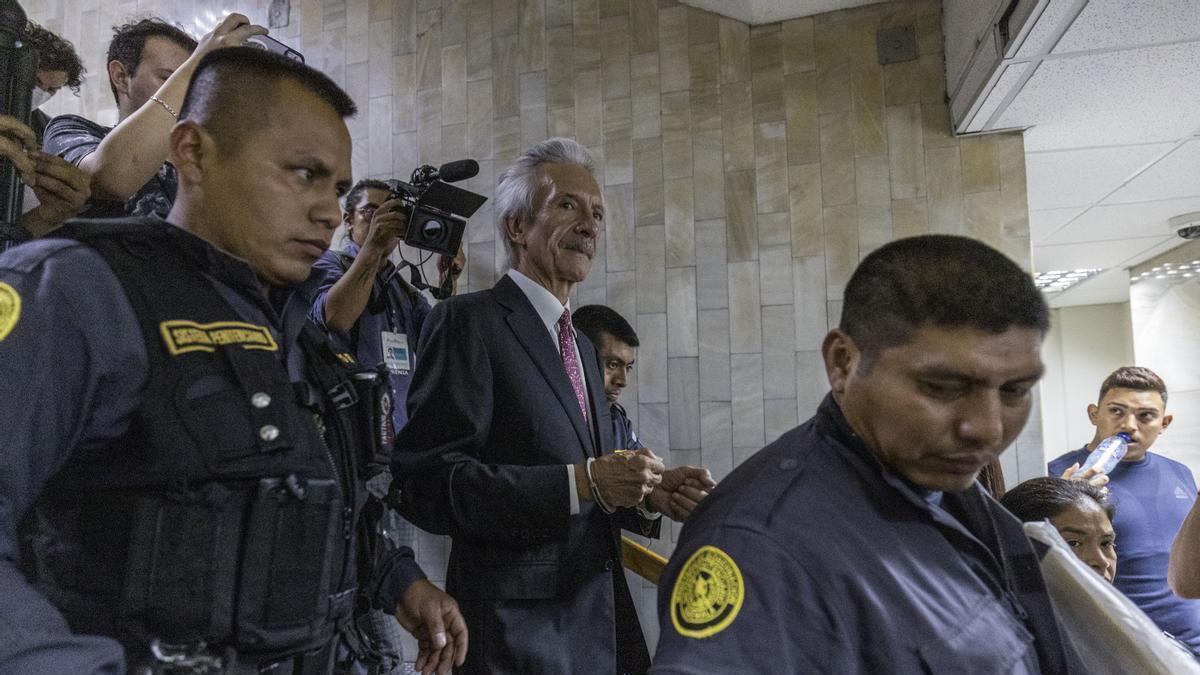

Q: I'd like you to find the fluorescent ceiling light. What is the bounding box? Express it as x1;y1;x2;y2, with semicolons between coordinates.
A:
1133;259;1200;284
1034;268;1102;293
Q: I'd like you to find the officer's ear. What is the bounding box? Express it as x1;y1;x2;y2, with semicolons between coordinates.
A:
822;328;860;396
169;121;216;185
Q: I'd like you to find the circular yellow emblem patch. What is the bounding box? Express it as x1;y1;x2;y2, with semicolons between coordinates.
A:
670;545;745;639
0;282;20;342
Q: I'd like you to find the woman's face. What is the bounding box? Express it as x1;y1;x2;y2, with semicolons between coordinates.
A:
1049;499;1117;583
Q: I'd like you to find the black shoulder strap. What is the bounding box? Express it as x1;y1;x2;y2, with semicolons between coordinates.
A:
51;216;168;245
298;320;362;410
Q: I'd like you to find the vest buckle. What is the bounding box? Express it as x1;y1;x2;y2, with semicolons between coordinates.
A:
326;381;359;409
147;639;229;674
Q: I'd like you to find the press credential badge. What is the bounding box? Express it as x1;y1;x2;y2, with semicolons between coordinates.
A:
382;331;410;375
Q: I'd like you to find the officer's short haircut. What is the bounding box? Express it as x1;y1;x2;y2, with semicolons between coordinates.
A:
107;18;197;105
1000;476;1115;524
342;179;390;213
178;48;357;155
840;234;1048;366
1098;366;1168;405
573;305;639;348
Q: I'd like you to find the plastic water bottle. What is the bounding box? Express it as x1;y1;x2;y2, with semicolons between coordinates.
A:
1079;432;1131;474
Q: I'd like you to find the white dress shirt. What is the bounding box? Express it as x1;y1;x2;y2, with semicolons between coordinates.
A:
506;269;591;515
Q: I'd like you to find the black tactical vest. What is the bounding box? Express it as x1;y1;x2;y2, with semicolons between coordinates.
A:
20;220;387;664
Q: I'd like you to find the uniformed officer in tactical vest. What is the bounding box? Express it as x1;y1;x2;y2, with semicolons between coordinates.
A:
0;47;467;674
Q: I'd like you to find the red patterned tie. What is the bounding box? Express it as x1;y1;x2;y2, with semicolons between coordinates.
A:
557;309;589;424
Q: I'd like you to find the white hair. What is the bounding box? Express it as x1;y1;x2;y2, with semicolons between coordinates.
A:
494;137;596;267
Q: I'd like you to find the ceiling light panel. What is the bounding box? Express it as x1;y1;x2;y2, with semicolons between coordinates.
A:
1105;140;1200;204
1035;235;1176;270
1041;196;1200;246
1052;0;1200;55
1035;268;1102;292
1132;259;1200;284
1030;207;1087;243
1025;144;1172;210
997;43;1200;151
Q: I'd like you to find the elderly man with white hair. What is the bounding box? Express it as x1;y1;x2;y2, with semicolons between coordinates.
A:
392;138;707;674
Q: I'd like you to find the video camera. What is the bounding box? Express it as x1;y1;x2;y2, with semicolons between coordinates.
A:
384;160;487;258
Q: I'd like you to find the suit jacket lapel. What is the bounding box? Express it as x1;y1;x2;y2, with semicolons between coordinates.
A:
494;276;594;459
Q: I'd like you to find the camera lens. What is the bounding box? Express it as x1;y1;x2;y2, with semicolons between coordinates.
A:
421;218;445;242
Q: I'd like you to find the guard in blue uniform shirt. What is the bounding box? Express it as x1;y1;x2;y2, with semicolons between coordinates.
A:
651;236;1085;674
573;304;715;523
0;48;465;675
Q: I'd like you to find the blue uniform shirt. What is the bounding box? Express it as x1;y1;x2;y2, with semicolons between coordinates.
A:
310;241;431;433
610;402;644;451
652;396;1081;674
1050;447;1200;649
0;226;422;673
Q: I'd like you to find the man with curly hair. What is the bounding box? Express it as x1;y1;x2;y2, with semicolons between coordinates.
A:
21;22;85;144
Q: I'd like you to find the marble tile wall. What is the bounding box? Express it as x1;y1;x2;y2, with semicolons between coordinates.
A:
28;0;1037;656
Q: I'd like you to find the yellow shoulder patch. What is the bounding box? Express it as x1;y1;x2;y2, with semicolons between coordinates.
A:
670;544;745;639
159;320;278;355
0;281;20;341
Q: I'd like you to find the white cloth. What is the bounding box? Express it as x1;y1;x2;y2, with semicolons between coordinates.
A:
1024;521;1200;675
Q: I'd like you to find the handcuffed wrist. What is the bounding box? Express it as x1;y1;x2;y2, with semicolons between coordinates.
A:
586;457;616;514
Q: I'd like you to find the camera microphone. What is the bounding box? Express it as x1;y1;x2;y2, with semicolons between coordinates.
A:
437;160;479;183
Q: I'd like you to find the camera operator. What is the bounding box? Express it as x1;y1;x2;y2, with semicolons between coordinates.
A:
313;179;466;433
0;114;89;238
313;180;426;432
310;179;463;672
42;13;265;218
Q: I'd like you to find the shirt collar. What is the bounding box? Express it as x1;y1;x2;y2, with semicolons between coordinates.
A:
150;216;320;322
815;394;963;504
507;268;570;333
342;238;361;257
151;217;262;293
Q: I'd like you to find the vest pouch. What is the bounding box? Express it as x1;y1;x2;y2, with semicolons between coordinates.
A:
348;367;392;471
236;476;341;651
119;482;245;644
177;374;299;473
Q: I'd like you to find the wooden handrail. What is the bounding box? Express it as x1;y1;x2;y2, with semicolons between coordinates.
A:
621;536;668;585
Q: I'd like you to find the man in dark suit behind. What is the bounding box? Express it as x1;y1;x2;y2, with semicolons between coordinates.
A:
393;138;703;674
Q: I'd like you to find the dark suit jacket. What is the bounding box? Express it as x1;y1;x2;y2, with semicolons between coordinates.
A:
393;275;659;674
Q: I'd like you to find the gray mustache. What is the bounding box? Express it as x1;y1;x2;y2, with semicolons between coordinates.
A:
562;236;595;257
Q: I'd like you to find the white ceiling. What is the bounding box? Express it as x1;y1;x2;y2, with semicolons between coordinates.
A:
684;0;1200;307
678;0;879;25
965;0;1200;307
